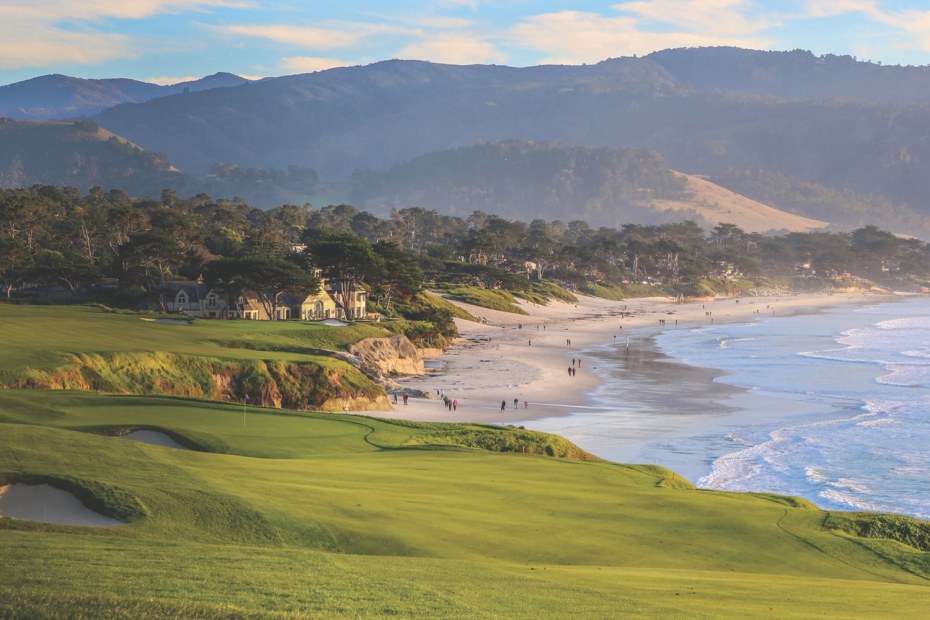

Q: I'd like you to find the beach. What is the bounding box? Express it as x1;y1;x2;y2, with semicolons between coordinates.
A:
377;289;930;518
382;290;887;427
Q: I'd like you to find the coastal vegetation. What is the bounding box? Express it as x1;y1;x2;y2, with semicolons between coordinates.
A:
4;186;930;323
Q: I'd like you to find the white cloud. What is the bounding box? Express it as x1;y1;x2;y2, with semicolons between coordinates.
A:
0;29;132;71
280;56;357;74
221;23;390;50
397;34;507;64
803;1;878;19
801;1;930;56
508;9;771;64
615;0;773;37
0;1;247;23
0;1;249;71
145;75;198;85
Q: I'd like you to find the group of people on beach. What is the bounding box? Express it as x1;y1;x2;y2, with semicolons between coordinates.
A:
436;389;457;411
501;398;527;411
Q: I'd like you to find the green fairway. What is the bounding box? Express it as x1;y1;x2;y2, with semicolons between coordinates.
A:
3;306;930;617
3;390;930;617
0;304;387;378
0;304;390;411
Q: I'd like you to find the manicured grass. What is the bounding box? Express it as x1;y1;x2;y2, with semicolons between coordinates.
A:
0;304;386;381
3;388;930;616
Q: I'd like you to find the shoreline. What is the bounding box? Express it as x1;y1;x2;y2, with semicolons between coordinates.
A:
379;290;899;431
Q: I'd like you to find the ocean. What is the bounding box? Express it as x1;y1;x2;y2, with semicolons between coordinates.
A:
525;295;930;519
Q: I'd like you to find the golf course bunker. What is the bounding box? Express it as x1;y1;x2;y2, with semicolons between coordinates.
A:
122;430;189;450
140;317;191;325
321;318;349;327
0;484;126;527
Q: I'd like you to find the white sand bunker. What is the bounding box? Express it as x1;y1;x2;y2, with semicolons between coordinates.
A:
140;317;191;325
122;430;188;450
0;484;126;526
321;318;349;327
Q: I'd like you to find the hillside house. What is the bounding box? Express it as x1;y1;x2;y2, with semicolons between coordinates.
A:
162;281;229;318
324;278;368;320
227;291;291;321
286;289;339;320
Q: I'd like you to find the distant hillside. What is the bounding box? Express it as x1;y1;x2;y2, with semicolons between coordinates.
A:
0;119;180;193
647;47;930;103
641;173;828;233
84;51;930;232
0;120;320;206
710;168;930;234
0;72;249;119
348;141;826;233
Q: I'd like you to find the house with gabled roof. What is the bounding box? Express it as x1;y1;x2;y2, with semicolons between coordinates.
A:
286;289;339;321
161;281;229;318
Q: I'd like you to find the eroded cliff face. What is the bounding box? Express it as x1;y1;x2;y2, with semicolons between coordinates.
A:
9;352;390;412
347;335;426;376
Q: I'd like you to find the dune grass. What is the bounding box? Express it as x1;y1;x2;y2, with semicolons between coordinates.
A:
3;387;930;617
438;286;529;315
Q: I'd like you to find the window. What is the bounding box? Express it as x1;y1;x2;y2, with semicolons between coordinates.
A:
207;295;217;307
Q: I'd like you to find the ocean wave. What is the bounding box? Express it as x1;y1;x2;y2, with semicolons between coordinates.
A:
820;488;885;513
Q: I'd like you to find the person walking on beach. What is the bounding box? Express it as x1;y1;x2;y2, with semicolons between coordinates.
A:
453;399;457;411
568;366;572;376
402;393;408;405
501;400;507;412
514;398;519;409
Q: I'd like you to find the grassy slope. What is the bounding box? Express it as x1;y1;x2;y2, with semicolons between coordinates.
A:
2;390;930;617
2;306;930;616
0;305;390;409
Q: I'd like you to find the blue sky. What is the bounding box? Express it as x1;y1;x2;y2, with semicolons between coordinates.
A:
3;1;930;85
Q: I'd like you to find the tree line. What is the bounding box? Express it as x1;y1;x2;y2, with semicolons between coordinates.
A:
2;186;929;314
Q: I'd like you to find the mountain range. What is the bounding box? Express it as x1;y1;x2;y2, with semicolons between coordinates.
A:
0;72;250;120
4;47;930;236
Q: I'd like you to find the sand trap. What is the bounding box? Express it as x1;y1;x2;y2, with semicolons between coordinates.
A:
0;484;126;526
140;317;191;325
122;430;188;450
321;319;349;327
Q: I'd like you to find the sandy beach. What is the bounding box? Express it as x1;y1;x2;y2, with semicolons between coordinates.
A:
379;290;894;430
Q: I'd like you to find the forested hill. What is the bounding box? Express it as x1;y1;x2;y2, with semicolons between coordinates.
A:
0;119;322;208
349;141;828;233
350;142;683;226
646;47;930;103
0;72;250;120
0;119;180;194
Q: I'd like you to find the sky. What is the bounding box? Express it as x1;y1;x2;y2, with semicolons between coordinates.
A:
3;1;930;85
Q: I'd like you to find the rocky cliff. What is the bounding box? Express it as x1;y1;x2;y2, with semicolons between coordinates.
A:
347;335;426;376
